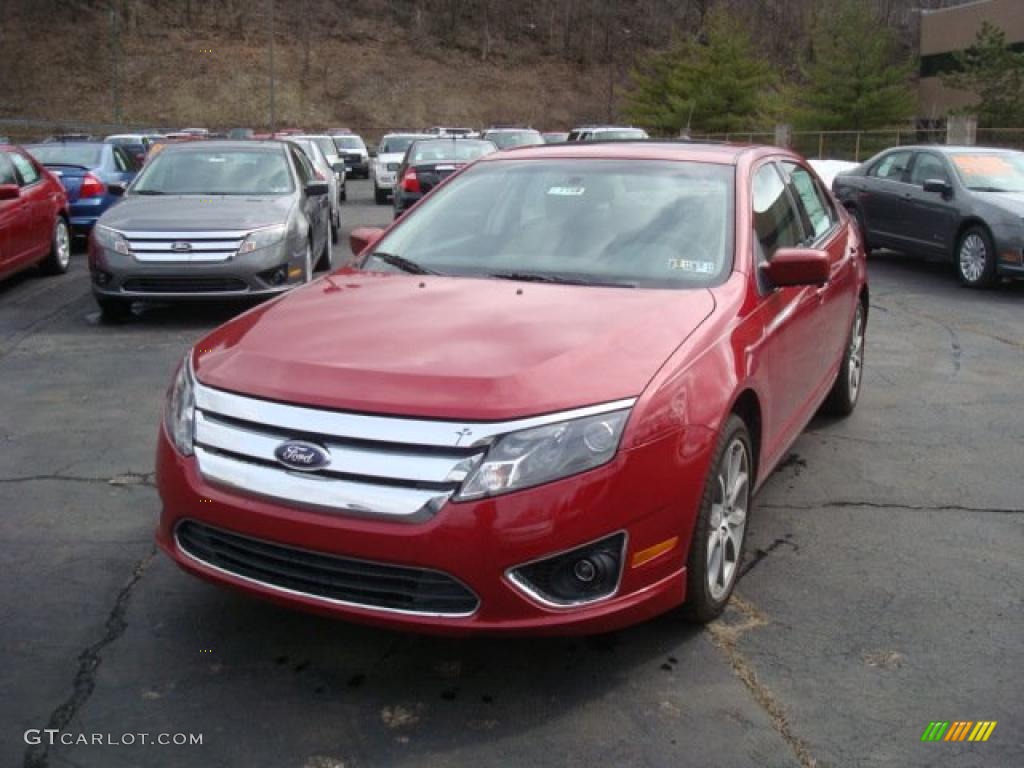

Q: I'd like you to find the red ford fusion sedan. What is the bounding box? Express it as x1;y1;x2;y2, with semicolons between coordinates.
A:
155;141;868;635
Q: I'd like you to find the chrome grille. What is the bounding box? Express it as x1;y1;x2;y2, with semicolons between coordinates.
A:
121;229;248;263
192;380;636;522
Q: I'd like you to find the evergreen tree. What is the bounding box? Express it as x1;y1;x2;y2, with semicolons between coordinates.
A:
623;11;775;135
794;0;914;130
943;21;1024;127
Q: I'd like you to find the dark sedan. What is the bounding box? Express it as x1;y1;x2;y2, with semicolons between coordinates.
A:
24;141;139;236
833;145;1024;287
393;138;497;218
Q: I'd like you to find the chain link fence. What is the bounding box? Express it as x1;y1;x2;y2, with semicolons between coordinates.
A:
0;117;172;143
689;128;1024;161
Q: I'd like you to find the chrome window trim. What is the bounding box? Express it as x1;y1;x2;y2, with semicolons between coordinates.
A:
112;229;252;239
194;380;636;450
504;531;628;610
194;446;450;519
174;522;479;619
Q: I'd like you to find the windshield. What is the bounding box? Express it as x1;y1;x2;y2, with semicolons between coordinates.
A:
950;151;1024;192
380;135;424;154
366;159;733;289
131;148;294;195
333;136;365;150
593;129;648;141
409;140;496;165
486;131;545;149
26;144;102;167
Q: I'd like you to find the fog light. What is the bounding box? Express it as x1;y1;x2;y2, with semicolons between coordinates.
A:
507;532;625;607
257;264;289;286
91;269;112;286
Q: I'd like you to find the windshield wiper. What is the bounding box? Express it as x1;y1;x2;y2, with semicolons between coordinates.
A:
133;189;164;195
488;271;636;288
369;251;438;275
968;186;1013;192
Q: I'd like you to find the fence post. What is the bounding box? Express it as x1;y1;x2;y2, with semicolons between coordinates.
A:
818;132;824;159
854;131;861;162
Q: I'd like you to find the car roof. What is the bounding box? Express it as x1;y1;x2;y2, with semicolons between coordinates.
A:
475;140;779;165
877;144;1020;155
159;140;285;153
25;141;107;149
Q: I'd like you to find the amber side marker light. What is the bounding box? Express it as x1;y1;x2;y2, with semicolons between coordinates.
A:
632;536;679;568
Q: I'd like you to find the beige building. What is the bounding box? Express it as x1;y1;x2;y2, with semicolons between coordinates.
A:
918;0;1024;119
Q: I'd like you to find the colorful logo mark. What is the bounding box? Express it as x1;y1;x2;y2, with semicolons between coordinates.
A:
921;721;997;742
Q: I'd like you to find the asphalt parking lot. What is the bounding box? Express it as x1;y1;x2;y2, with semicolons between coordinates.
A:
2;179;1021;768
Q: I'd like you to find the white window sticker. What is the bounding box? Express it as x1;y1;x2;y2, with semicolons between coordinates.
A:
668;258;716;274
547;186;586;196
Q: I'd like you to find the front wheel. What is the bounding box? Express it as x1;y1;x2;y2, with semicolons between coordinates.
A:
822;301;866;417
956;226;997;288
682;414;752;623
40;216;71;275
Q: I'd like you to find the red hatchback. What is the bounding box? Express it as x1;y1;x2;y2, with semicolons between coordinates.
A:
156;142;867;634
0;145;71;283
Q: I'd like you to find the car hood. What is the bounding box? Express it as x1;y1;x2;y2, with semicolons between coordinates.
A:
193;271;717;420
99;195;293;232
975;190;1024;217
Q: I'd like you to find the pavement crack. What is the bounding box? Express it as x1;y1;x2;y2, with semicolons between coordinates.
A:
0;472;155;488
0;289;90;362
23;547;157;768
739;536;798;579
706;595;817;768
759;500;1022;515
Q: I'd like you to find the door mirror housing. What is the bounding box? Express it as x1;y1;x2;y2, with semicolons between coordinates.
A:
761;248;830;287
0;183;20;201
923;178;952;197
350;226;385;256
304;180;329;196
108;182;126;197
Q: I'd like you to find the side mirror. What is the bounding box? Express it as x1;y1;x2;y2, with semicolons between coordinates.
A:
108;183;126;197
0;183;21;201
350;226;384;256
923;178;952;197
305;180;329;196
760;248;830;287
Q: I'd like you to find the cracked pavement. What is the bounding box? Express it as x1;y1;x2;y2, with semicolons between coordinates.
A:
1;183;1021;768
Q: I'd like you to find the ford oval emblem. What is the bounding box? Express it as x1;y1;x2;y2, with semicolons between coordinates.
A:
171;241;192;253
274;440;331;472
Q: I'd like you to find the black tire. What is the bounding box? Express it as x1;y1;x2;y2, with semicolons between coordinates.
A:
682;414;753;624
374;185;388;205
850;206;873;257
95;294;132;323
955;225;998;288
340;185;347;203
331;210;340;244
40;216;71;275
822;301;866;418
317;221;332;272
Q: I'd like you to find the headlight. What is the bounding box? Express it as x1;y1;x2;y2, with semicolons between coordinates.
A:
164;352;196;456
238;224;288;255
456;409;629;500
94;224;131;255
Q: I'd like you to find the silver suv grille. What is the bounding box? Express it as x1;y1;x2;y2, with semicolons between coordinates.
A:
122;230;248;263
192;380;635;522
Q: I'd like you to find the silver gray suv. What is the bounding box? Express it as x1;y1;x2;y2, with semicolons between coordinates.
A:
89;141;333;321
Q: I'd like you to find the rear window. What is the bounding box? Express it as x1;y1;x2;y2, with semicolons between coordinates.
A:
333;136;365;150
26;144;103;167
379;136;423;154
592;129;648;141
409;141;496;165
486;131;545;149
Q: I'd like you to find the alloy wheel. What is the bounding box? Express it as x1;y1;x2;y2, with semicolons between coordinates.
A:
707;438;750;600
848;304;865;403
959;233;987;283
55;219;70;269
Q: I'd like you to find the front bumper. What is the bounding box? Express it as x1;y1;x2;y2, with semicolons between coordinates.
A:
89;239;305;300
155;423;714;635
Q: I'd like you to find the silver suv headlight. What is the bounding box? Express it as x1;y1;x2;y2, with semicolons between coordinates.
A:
164;352;196;456
456;409;630;500
238;224;288;255
94;224;131;255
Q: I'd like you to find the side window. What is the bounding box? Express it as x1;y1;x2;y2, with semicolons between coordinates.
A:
10;152;40;186
752;163;805;265
783;162;837;240
112;147;128;172
289;148;311;185
868;151;912;182
909;152;950;186
0;153;18;186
